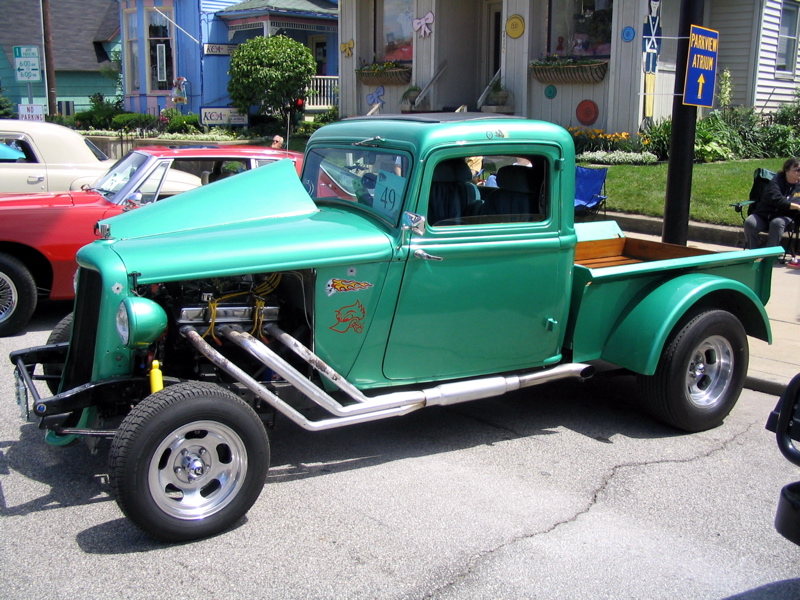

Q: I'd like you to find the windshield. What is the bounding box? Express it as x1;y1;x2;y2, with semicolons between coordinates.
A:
302;147;410;226
90;152;149;201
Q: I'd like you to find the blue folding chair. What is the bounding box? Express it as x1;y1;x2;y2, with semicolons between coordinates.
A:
574;166;608;219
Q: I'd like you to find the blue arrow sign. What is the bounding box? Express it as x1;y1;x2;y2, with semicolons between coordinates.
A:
683;25;719;107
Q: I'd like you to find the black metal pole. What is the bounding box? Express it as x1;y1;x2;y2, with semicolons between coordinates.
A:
662;0;705;245
41;0;57;116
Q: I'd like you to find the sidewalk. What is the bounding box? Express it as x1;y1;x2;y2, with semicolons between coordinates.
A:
606;211;800;397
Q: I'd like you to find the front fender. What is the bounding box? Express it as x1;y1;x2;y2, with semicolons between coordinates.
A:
601;274;771;375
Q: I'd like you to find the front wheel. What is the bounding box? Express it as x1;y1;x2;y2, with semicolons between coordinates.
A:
109;382;270;542
637;310;748;432
0;253;37;337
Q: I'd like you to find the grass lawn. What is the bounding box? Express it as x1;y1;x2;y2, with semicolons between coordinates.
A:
603;158;788;227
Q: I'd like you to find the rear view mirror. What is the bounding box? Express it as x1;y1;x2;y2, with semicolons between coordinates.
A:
766;373;800;545
766;373;800;467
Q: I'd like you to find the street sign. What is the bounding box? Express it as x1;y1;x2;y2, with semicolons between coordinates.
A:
683;25;719;107
18;104;44;122
13;46;42;83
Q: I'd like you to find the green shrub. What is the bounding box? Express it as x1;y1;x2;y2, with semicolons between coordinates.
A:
166;113;200;134
771;89;800;128
111;112;159;132
0;91;14;119
74;93;124;129
640;119;671;161
694;114;736;162
718;106;767;158
760;124;800;157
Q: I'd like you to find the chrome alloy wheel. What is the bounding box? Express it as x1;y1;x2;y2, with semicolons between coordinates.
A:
0;271;18;324
685;334;734;408
148;420;248;520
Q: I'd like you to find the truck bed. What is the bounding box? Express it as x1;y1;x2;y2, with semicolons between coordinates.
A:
575;236;713;269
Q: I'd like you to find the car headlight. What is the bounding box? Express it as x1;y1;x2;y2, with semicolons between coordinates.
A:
116;297;167;347
116;302;130;345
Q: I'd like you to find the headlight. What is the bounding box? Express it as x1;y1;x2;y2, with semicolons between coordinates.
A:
116;302;130;345
116;298;167;347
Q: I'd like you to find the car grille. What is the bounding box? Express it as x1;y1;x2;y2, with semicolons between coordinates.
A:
61;268;102;390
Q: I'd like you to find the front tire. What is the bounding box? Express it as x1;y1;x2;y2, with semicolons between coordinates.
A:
44;313;73;394
0;253;37;337
637;310;748;432
109;382;270;542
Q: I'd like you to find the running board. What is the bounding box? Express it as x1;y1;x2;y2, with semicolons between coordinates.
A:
180;325;594;432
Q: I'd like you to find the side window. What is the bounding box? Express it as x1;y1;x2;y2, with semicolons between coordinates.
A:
0;137;37;163
302;148;410;225
778;2;800;74
427;155;549;227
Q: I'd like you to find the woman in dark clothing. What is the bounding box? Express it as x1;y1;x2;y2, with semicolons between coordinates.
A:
744;157;800;250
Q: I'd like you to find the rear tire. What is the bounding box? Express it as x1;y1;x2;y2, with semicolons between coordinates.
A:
0;253;36;337
109;382;269;542
637;310;748;432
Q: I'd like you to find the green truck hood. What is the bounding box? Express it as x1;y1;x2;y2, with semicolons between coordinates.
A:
85;159;395;282
98;159;317;239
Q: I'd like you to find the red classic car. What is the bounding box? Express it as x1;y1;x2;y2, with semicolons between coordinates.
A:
0;144;303;336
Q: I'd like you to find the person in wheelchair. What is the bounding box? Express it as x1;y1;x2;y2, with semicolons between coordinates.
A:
745;158;800;251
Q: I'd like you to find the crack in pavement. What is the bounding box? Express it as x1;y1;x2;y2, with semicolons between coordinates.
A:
420;420;759;599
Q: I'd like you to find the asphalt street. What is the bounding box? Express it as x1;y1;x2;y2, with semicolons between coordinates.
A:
1;301;799;600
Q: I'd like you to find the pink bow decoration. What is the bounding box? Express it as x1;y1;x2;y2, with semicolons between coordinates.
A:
413;12;434;37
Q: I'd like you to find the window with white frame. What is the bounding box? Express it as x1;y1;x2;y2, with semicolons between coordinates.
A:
147;9;175;92
375;0;413;63
548;0;613;57
125;11;140;92
778;1;800;73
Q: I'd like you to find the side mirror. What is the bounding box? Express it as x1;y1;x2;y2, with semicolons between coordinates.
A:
123;192;143;210
766;373;800;467
402;211;426;237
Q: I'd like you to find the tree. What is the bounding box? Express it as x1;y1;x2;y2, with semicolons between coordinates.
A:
228;35;316;126
0;88;15;119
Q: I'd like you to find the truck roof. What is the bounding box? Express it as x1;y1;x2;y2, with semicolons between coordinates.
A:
308;112;573;152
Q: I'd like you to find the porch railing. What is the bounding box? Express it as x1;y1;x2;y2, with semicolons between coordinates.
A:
306;76;338;110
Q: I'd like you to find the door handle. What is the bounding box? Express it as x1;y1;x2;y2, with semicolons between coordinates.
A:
27;175;45;183
414;249;443;261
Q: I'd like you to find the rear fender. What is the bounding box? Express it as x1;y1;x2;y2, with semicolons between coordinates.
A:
601;274;771;375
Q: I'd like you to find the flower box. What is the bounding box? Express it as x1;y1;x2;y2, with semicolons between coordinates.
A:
529;61;608;85
355;68;412;86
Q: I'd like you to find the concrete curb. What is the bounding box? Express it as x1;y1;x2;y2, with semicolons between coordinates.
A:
604;211;746;247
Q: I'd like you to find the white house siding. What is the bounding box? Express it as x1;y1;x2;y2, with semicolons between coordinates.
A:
430;0;482;110
709;0;761;107
755;0;800;112
338;0;362;117
606;0;646;133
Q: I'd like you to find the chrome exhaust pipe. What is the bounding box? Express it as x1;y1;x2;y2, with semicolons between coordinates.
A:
180;325;594;432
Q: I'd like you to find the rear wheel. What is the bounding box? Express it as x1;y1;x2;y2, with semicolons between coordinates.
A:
637;310;748;432
0;253;36;337
109;382;269;542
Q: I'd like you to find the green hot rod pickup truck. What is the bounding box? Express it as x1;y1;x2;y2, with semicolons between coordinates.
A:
11;114;782;541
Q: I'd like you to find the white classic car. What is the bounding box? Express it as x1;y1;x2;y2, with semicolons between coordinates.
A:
0;119;112;192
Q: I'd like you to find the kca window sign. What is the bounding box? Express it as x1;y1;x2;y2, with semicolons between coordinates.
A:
200;107;248;126
203;44;237;56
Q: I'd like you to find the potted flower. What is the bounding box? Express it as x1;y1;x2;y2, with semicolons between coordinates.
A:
401;85;422;105
489;80;511;106
355;60;412;85
529;55;609;84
